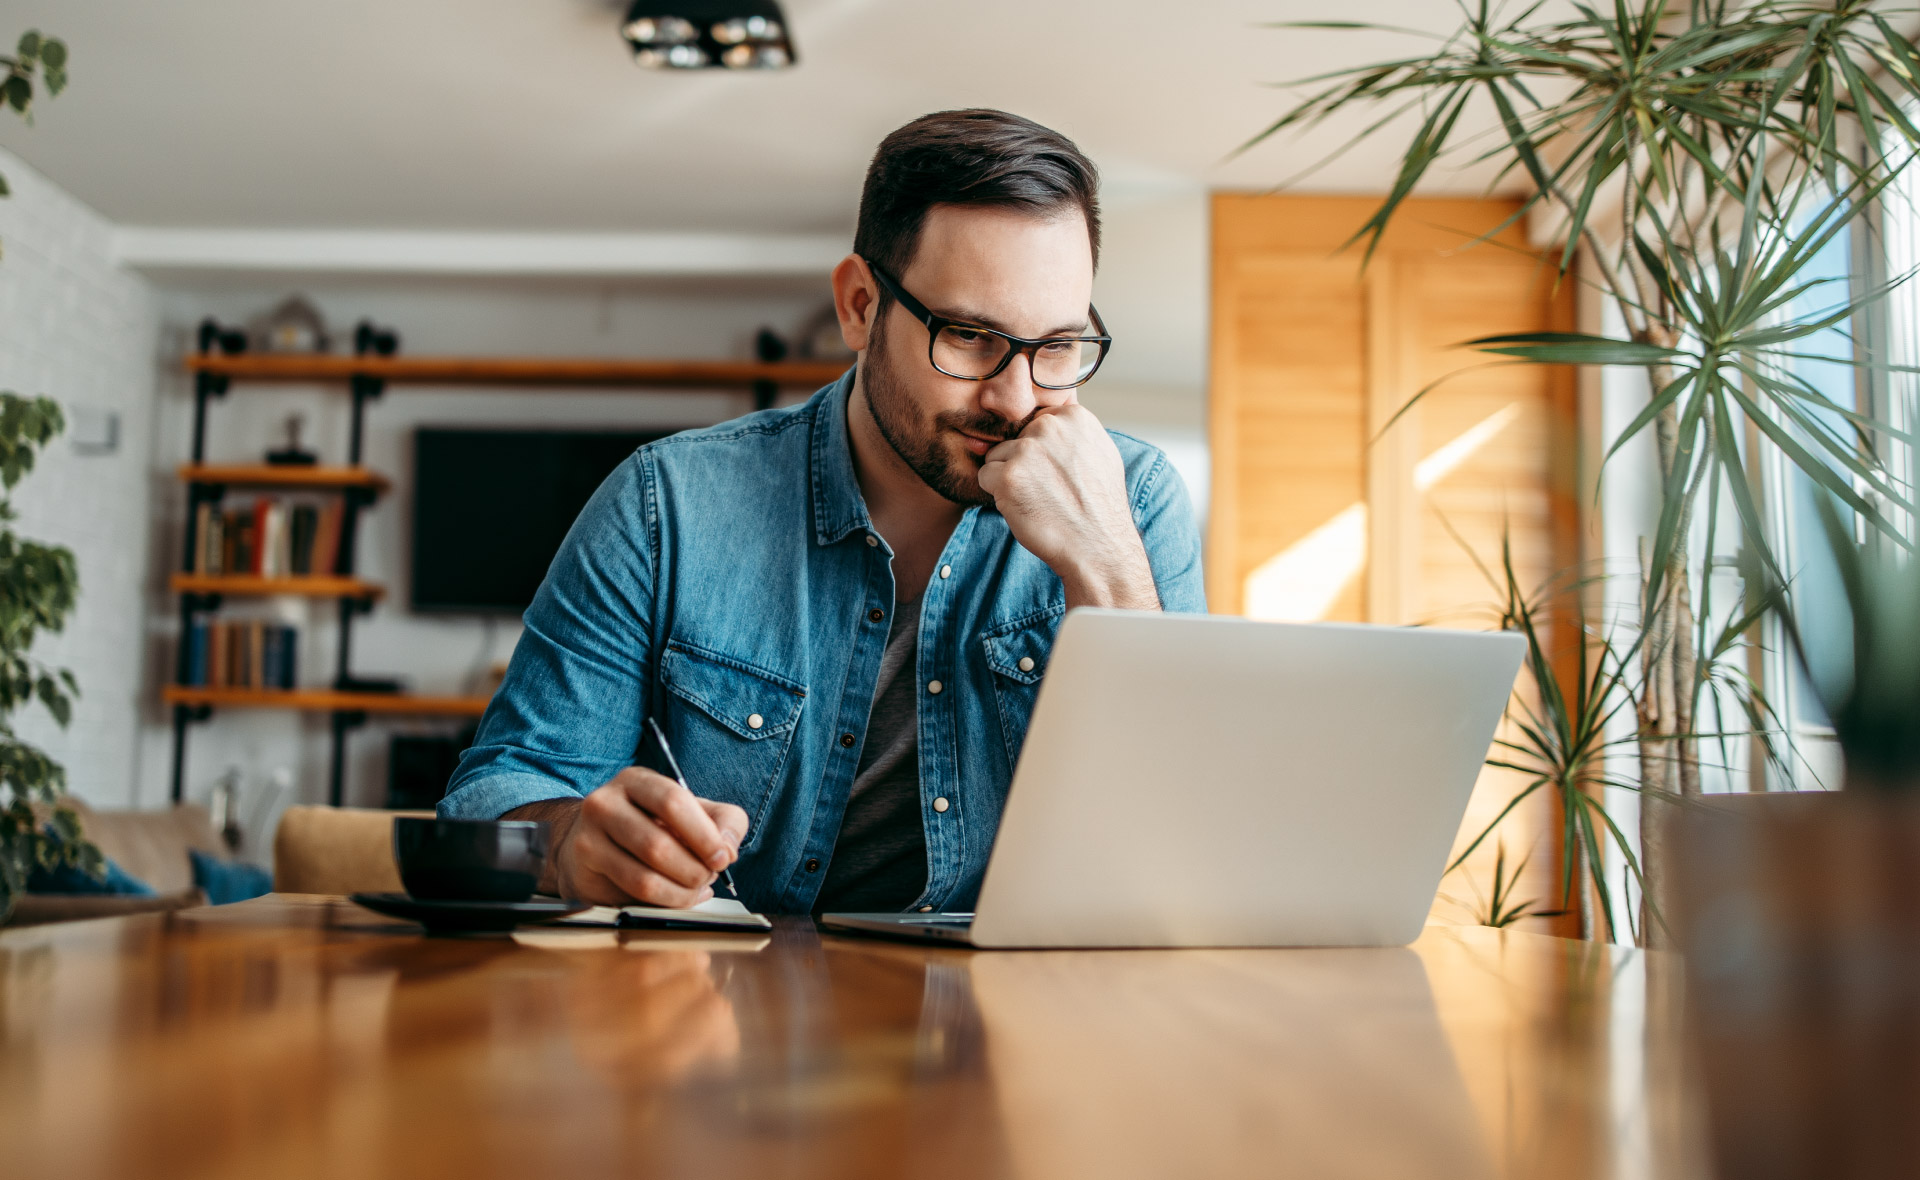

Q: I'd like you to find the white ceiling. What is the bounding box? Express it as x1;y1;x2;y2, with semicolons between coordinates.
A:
0;0;1535;234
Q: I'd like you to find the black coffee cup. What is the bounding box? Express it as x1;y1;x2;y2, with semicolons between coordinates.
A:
393;817;549;901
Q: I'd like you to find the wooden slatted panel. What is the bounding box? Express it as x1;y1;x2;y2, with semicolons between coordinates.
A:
1211;252;1369;619
1401;258;1575;631
1210;193;1580;936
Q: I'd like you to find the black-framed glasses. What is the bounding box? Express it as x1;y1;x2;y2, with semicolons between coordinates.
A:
869;263;1112;390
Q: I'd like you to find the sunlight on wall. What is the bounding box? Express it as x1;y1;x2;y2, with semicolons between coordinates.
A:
1242;402;1522;621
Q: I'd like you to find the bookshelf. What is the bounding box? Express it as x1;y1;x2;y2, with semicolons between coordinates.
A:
183;354;851;389
169;318;849;806
178;464;392;491
169;573;385;599
163;685;490;717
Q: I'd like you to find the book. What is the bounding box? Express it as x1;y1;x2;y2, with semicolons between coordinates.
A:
249;620;266;689
227;509;253;576
186;617;209;685
553;897;772;932
193;496;344;580
192;504;213;573
182;620;301;690
290;505;318;576
260;501;287;577
310;501;342;576
251;498;270;575
208;621;227;687
205;508;225;576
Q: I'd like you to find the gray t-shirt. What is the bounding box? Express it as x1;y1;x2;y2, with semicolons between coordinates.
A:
814;602;928;913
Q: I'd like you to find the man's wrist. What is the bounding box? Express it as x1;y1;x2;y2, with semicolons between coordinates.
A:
1058;537;1160;611
502;797;582;896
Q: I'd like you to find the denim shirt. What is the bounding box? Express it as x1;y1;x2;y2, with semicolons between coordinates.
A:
439;371;1206;913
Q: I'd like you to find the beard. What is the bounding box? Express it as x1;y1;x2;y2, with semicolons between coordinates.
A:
860;315;1025;507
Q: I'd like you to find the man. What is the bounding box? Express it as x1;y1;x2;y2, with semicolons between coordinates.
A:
440;109;1205;914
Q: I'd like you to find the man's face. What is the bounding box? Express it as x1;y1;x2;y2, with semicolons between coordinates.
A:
861;204;1096;506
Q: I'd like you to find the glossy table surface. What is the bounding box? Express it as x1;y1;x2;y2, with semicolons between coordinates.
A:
0;895;1706;1179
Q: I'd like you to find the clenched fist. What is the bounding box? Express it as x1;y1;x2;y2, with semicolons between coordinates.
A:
976;403;1161;611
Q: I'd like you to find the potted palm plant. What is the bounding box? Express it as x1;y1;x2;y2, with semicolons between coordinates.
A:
1674;512;1920;1179
1255;1;1920;943
1259;6;1920;1172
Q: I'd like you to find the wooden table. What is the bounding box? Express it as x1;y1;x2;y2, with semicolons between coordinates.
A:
0;896;1706;1179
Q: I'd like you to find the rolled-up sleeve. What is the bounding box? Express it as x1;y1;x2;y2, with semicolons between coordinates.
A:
439;451;657;819
1130;449;1208;614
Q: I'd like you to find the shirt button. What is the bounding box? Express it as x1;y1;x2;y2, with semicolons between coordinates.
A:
840;733;856;748
933;797;950;813
747;713;764;730
919;905;934;913
1018;656;1036;672
868;608;885;622
865;535;878;547
927;680;942;695
806;858;820;872
939;565;951;579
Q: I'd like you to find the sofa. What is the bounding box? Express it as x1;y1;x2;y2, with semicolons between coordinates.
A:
6;802;434;927
8;799;224;926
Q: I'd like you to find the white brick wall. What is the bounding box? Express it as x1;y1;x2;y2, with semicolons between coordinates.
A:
0;147;158;809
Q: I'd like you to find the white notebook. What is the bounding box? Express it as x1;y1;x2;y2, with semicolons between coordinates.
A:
552;896;773;932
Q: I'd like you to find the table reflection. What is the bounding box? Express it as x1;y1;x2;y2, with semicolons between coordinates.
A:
0;898;1705;1180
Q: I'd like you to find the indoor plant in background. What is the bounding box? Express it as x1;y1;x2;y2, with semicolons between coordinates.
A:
0;30;96;924
1254;0;1920;943
1439;523;1791;941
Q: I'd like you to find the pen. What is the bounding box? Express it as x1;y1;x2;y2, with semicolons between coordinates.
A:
645;715;739;899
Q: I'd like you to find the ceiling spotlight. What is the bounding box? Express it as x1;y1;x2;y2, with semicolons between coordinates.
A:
635;43;710;68
622;16;696;44
622;0;797;70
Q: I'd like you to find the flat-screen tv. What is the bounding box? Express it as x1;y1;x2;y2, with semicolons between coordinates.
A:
411;427;680;613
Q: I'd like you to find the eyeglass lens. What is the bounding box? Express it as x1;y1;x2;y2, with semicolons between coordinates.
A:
931;324;1102;388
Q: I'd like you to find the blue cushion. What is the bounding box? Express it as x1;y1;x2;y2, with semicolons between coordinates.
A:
189;849;273;905
26;829;157;896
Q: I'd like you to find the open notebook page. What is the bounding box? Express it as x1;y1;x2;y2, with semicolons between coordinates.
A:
552;896;773;931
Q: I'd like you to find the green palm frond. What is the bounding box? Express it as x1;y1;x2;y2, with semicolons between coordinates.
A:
1254;3;1919;625
1435;522;1654;941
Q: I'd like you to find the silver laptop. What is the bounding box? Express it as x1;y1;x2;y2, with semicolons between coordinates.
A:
821;610;1525;949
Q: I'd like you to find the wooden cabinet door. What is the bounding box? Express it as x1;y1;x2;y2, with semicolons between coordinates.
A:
1210;193;1580;932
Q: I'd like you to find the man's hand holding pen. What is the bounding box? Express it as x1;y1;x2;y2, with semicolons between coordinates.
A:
505;768;746;908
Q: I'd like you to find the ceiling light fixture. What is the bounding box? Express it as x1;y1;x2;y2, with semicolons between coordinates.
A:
622;0;796;70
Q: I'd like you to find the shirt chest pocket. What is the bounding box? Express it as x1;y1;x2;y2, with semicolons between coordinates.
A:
981;607;1064;772
658;641;806;850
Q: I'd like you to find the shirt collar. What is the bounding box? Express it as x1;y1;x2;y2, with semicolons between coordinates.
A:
809;367;872;546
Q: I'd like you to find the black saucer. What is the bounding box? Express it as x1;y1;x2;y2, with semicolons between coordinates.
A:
349;892;589;934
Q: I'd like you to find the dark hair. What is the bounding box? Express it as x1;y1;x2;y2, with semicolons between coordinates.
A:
854;109;1101;291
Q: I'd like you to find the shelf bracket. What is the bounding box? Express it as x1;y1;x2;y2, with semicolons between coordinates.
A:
345;319;398;469
346;375;384;466
190;373;229;465
328;709;370;807
333;486;376;575
168;702;215;804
